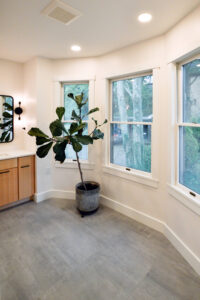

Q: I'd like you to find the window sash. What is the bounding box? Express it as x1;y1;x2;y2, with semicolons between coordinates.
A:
110;73;153;124
177;56;200;197
62;81;90;162
109;73;153;173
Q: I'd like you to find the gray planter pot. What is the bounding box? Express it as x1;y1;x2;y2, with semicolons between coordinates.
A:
76;181;100;216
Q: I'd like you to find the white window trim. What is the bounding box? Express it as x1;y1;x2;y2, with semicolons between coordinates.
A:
55;160;94;170
103;165;158;188
103;68;160;188
167;184;200;216
168;55;200;212
53;79;95;169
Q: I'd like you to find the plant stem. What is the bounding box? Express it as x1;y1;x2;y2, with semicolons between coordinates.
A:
76;152;87;190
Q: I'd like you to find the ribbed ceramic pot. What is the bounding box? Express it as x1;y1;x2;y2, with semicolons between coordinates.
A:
76;181;100;216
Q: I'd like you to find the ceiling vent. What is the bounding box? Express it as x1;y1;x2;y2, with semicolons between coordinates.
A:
41;0;82;25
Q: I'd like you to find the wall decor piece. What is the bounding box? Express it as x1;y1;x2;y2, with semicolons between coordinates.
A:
0;95;14;143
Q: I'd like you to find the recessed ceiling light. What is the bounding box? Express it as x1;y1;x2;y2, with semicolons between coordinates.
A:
71;45;81;52
138;13;152;23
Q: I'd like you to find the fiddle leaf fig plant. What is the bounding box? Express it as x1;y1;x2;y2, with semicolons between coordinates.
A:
28;93;107;190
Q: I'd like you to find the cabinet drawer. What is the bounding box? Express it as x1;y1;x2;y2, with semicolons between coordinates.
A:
18;156;34;168
0;158;17;171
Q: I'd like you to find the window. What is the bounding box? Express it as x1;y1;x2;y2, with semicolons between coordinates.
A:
109;74;153;173
63;82;89;161
178;58;200;195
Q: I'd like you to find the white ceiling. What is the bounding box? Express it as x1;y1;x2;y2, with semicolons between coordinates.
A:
0;0;200;62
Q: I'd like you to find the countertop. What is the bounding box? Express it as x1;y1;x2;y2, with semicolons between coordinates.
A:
0;151;35;161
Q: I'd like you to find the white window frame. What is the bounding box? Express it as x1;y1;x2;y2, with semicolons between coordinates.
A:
103;70;159;189
176;54;200;200
53;79;95;170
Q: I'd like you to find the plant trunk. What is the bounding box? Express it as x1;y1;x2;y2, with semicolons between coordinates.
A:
76;152;87;190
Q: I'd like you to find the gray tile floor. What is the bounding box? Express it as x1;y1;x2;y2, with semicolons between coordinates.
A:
0;199;200;300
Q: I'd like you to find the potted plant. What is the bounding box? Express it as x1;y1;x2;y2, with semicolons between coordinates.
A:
28;93;107;216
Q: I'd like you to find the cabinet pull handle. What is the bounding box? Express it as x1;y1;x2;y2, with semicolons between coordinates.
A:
21;165;30;168
0;170;9;175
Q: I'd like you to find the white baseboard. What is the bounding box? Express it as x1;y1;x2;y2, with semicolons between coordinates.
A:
164;225;200;276
52;189;75;200
34;189;200;276
34;190;75;203
34;190;54;203
100;195;164;233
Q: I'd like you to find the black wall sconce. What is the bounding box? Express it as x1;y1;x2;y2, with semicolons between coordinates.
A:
14;101;23;120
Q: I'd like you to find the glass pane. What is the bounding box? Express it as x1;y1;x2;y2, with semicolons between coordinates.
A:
64;123;88;161
64;83;89;121
110;124;151;172
179;126;200;195
183;59;200;123
112;75;153;122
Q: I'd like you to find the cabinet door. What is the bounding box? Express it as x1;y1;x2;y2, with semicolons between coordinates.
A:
18;156;35;200
0;168;18;207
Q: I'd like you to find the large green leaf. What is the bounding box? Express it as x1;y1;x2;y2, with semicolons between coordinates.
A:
36;136;50;145
56;107;65;120
92;128;104;140
87;107;99;115
71;110;80;122
49;119;67;137
28;128;49;138
36;142;53;158
75;93;83;105
69;122;86;135
75;135;93;145
71;139;82;152
68;93;74;100
53;140;67;163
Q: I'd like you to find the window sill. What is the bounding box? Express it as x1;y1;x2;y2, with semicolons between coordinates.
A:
167;184;200;216
55;161;95;170
103;165;159;188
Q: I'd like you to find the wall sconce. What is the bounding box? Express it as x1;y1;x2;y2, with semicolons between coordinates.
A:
14;101;23;120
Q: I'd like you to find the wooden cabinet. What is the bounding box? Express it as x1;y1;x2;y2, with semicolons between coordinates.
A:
18;156;35;200
0;167;18;206
0;155;35;208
